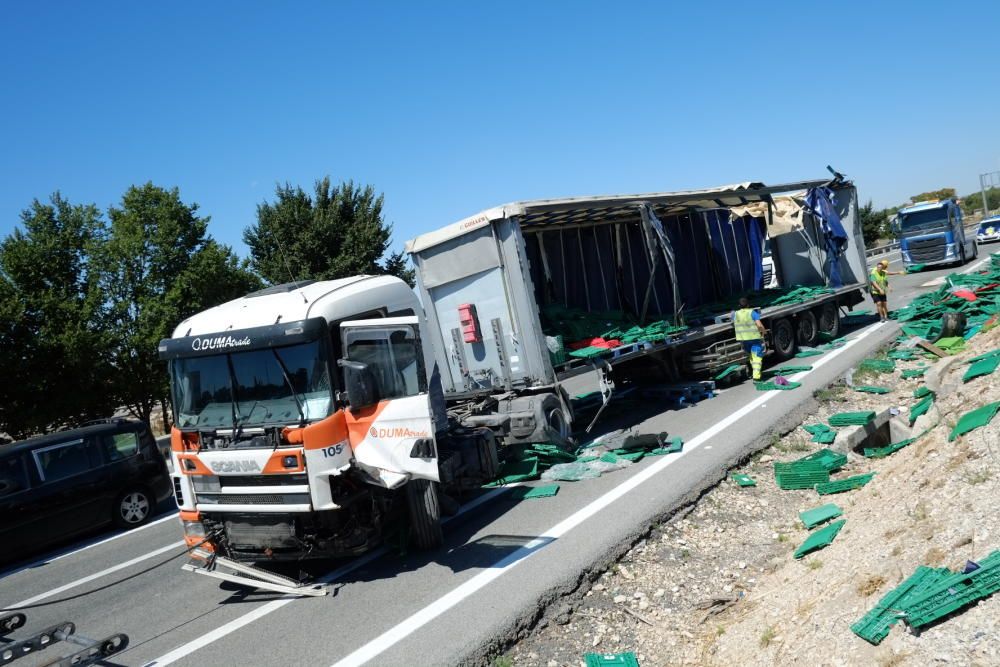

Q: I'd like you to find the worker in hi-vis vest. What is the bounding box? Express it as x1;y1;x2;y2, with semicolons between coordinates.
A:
733;296;768;381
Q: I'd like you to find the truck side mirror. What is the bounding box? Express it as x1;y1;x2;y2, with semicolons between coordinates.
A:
338;359;380;411
889;218;900;236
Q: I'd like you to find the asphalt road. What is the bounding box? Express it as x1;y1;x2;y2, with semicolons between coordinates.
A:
1;252;992;667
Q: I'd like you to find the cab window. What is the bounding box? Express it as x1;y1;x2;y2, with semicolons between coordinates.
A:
344;326;424;399
32;439;96;483
0;455;28;496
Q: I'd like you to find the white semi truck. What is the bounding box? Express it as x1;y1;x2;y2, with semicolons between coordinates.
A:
160;173;868;592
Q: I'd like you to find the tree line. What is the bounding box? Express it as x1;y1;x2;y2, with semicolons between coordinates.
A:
0;178;412;440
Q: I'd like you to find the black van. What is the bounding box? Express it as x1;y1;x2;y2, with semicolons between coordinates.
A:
0;419;172;563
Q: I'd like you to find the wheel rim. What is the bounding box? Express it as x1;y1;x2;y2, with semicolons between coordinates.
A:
776;322;793;352
120;492;150;524
546;408;569;439
799;317;816;342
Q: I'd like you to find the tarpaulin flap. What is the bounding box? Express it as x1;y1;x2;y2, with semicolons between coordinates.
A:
416;225;499;289
704;209;764;296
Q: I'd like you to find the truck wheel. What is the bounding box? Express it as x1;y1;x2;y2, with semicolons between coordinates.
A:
540;393;571;447
771;318;797;360
406;479;443;550
795;311;819;346
973;241;979;259
816;302;841;338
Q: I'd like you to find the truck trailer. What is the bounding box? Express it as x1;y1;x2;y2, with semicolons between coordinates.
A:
159;172;868;592
406;174;869;438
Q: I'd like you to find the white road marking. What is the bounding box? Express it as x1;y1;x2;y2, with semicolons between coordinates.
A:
329;324;888;667
961;256;990;274
0;511;180;580
6;541;185;609
143;485;515;667
921;277;945;287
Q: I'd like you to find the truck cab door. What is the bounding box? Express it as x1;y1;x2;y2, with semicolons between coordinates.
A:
339;317;439;488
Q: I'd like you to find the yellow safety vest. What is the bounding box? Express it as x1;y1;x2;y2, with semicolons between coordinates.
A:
870;268;888;294
734;308;760;341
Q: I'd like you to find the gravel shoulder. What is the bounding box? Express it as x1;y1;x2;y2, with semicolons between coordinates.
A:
504;327;1000;667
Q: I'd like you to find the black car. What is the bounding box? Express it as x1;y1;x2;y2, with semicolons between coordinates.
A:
0;419;172;564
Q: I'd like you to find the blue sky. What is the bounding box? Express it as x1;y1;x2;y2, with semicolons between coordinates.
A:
2;1;998;257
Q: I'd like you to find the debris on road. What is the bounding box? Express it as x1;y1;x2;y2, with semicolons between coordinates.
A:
948;400;1000;441
732;473;756;487
815;473;876;495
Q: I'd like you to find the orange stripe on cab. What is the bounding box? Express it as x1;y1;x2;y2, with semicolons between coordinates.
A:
283;410;350;450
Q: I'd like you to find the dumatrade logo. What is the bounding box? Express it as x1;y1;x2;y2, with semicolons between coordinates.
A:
369;427;429;439
191;335;252;352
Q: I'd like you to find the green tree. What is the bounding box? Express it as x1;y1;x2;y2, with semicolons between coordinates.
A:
960;187;1000;216
244;177;414;286
0;194;115;438
859;199;890;246
97;183;261;426
910;188;956;204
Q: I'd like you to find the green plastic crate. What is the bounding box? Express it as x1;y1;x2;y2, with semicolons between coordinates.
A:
799;503;843;529
815;473;875;495
584;652;641;667
774;460;830;490
829;411;877;427
795;448;847;472
732;473;756;487
794;519;846;559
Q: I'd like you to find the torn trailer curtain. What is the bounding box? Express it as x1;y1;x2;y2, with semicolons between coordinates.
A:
705;209;767;293
804;186;849;288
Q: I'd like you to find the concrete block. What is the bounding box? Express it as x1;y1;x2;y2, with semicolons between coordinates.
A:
832;407;912;454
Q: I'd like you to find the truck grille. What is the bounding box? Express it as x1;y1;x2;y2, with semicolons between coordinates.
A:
762;265;773;287
196;492;311;506
907;237;946;262
219;474;307;487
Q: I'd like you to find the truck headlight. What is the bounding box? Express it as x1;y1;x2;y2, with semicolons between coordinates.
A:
182;520;206;537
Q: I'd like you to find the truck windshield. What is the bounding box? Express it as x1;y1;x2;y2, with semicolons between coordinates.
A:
899;208;949;233
171;340;333;429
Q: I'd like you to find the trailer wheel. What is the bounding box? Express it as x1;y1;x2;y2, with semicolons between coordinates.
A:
540;393;571;447
406;479;443;550
771;318;797;360
795;311;819;347
816;302;841;338
972;241;979;260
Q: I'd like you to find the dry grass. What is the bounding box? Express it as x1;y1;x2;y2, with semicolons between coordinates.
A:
857;575;887;597
924;547;946;566
759;626;777;648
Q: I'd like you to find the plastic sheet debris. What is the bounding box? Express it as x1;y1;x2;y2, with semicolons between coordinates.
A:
901;367;927;379
765;365;813;377
541;462;602;482
799;503;843;529
815;473;875;495
714;364;743;381
948;401;1000;441
794;349;825;358
913;386;933;398
934;336;967;354
732;473;756;487
905;263;927;273
794;519;846;559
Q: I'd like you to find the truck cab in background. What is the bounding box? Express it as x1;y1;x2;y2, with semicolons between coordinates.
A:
894;199;977;269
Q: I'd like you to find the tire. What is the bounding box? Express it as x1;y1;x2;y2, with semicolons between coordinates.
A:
406;479;443;550
958;246;966;266
973;241;979;260
937;311;967;340
113;488;153;529
539;393;571;449
816;302;841;338
770;318;797;360
795;310;819;347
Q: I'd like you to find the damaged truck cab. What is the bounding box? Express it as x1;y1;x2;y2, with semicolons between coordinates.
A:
159;276;496;565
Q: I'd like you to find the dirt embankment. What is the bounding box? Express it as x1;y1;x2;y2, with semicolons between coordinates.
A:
505;328;1000;667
